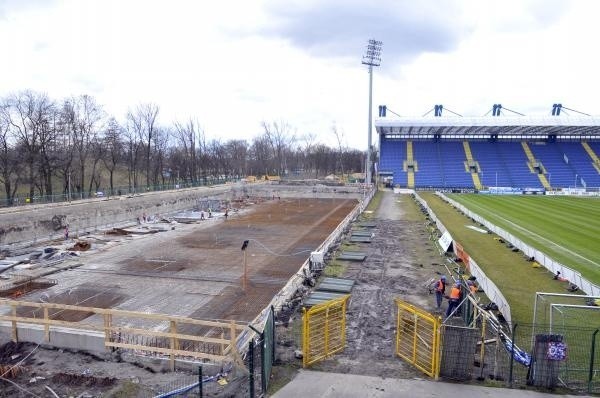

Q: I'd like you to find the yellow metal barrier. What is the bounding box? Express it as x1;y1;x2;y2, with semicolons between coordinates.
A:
395;298;441;378
302;295;350;367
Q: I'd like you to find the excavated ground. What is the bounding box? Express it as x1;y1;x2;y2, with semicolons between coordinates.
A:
0;196;357;397
272;190;451;384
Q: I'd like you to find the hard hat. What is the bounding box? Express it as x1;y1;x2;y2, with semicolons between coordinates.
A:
455;282;461;287
441;275;446;280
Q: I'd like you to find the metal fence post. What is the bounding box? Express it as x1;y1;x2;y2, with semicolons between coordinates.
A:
249;340;255;398
199;365;203;398
271;305;276;363
589;329;599;394
261;330;267;394
509;323;518;387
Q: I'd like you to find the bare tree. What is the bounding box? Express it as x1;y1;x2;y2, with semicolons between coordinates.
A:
173;118;203;183
123;116;143;192
128;103;159;187
151;127;170;187
224;139;248;177
62;95;104;198
331;124;346;177
102;118;123;195
4;91;56;199
0;104;20;204
261;120;295;175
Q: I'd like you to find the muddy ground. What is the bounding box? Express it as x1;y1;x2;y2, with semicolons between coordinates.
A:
0;196;358;397
273;189;451;382
0;190;454;396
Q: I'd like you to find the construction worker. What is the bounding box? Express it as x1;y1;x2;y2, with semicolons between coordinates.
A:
467;280;477;294
445;282;462;319
434;276;446;310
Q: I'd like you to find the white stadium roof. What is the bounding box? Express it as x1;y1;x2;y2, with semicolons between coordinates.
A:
375;116;600;139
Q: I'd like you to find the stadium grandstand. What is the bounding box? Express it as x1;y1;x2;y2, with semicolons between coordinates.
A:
375;104;600;191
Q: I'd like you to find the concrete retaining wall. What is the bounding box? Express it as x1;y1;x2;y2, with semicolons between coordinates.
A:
0;182;366;250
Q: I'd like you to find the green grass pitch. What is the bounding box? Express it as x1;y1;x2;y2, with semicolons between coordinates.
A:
447;194;600;285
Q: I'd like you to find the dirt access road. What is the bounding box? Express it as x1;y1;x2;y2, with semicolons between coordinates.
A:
300;189;449;378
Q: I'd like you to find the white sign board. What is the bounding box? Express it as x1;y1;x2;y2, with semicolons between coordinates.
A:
438;230;453;253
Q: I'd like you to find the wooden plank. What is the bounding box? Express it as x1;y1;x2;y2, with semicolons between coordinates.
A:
44;308;49;342
0;315;234;345
0;298;246;330
105;342;228;362
169;320;177;371
103;314;111;346
106;326;231;345
0;315;104;332
11;305;18;342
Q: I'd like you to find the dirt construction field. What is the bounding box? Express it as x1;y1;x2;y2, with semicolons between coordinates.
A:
0;190;456;396
5;197;357;324
0;196;358;396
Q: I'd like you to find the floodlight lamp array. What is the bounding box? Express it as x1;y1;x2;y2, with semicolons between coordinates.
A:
362;39;383;67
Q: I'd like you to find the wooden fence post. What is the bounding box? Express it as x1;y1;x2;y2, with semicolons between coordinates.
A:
43;307;50;342
11;304;18;342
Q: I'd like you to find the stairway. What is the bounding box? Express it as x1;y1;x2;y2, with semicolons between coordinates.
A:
463;141;482;190
407;141;414;188
582;142;600;173
521;142;551;189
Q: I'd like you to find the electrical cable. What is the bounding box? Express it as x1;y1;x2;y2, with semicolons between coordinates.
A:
247;239;313;257
443;107;463;117
422;108;434;117
0;342;41;378
0;376;43;397
500;107;525;116
561;106;590;116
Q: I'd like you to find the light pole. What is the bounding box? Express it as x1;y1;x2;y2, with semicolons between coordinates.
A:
362;39;382;186
495;172;498;188
241;240;249;291
548;172;551;188
574;174;578;188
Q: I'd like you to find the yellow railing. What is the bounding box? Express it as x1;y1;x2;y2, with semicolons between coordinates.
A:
582;142;600;173
521;142;551;189
302;295;350;367
395;298;441;378
463;141;473;161
407;141;415;188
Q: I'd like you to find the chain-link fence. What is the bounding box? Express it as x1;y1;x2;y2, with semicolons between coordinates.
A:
439;298;600;394
0;178;238;208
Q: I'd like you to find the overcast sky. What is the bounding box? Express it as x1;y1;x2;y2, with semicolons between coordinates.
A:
1;0;599;149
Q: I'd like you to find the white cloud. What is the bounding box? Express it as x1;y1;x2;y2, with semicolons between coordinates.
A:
1;0;599;150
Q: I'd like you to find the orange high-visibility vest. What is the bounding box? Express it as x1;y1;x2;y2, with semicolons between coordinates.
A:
450;287;461;300
436;280;445;292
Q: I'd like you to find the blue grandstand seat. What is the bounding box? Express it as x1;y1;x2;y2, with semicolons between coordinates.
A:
412;141;443;188
528;142;579;188
554;142;600;188
469;142;540;188
379;139;598;189
379;138;407;186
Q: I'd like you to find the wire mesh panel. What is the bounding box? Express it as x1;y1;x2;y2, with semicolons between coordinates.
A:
302;295;350;367
439;325;479;381
262;306;275;393
394;298;441;378
505;323;600;394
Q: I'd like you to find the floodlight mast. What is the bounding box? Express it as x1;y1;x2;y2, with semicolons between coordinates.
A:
362;39;382;186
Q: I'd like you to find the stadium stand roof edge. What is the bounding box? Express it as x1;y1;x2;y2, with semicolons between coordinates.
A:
375;116;600;139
